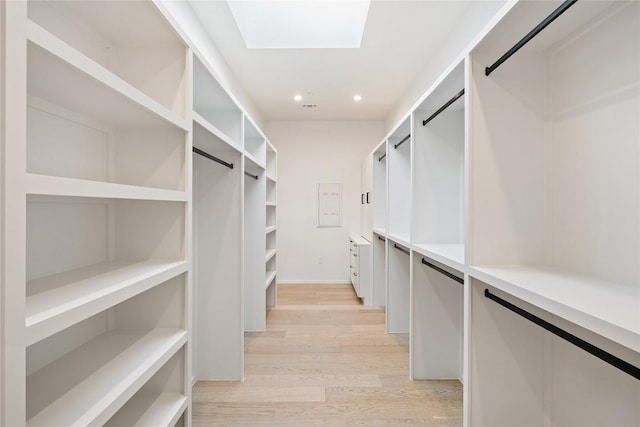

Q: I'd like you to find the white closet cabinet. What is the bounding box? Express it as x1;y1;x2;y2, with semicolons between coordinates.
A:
2;1;192;425
387;119;411;246
192;52;243;381
371;233;387;308
371;142;387;236
244;117;267;332
265;144;278;307
348;235;371;304
467;1;639;425
410;60;466;382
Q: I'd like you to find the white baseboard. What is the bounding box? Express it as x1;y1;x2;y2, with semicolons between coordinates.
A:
276;280;351;285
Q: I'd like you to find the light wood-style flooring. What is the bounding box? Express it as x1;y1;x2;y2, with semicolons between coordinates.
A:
193;284;462;426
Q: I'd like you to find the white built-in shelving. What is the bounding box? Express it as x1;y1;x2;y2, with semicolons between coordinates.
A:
265;143;278;307
386;238;410;334
371;142;387;236
2;1;192;425
362;0;640;426
467;1;640;424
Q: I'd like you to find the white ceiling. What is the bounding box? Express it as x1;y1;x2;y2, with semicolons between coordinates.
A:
190;1;478;121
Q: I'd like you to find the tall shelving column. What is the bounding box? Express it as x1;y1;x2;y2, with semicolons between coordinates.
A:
2;1;193;425
266;143;278;307
244;116;267;332
192;52;244;381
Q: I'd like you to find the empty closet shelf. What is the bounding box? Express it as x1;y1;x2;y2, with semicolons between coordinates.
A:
26;260;188;346
387;233;410;248
412;244;465;272
266;249;277;263
27;328;187;427
27;20;188;131
26;174;188;202
193;112;241;152
266;226;277;234
103;392;187;427
266;270;277;289
469;265;640;353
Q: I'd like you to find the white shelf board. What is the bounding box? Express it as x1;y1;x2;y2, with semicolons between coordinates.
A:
26;260;187;346
412;243;466;273
26;174;188;202
266;174;277;183
469;265;640;353
266;202;277;207
265;249;277;263
266;270;277;289
27;329;187;427
244;152;266;172
266;225;277;234
372;227;387;237
27;20;188;131
387;233;411;248
193;112;241;153
104;392;187;427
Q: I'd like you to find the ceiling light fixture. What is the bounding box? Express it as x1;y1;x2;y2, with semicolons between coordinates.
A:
294;94;302;102
353;95;362;102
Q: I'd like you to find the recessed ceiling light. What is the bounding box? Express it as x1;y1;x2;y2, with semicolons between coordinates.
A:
294;94;302;102
353;95;362;102
227;1;371;49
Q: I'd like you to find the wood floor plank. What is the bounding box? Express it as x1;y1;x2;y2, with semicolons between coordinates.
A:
193;284;463;425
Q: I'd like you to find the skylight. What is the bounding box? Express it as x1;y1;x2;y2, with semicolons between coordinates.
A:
226;0;371;49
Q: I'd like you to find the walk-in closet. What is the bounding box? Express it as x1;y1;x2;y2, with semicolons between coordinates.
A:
1;0;637;425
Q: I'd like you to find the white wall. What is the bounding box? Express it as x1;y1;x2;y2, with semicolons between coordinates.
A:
266;121;385;284
385;0;509;133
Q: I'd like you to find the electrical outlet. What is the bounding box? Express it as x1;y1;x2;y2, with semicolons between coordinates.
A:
318;257;324;264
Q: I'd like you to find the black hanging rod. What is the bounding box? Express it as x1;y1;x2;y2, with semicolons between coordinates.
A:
378;153;387;162
378;236;386;242
485;0;578;76
394;134;410;150
244;171;258;180
193;147;233;169
422;89;465;126
421;258;463;285
484;289;640;381
393;244;410;256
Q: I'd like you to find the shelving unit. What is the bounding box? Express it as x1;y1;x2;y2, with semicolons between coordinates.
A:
265;143;278;307
467;0;640;425
387;118;411;244
193;55;242;149
371;233;387;308
372;142;387;236
411;61;465;271
244;149;267;332
386;239;410;334
2;1;192;425
192;109;243;381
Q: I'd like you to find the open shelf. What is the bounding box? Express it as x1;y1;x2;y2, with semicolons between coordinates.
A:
26;174;188;202
265;249;277;263
27;328;186;426
27;1;187;117
267;179;277;205
245;152;266;174
469;265;640;353
266;143;277;178
27;21;187;130
387;118;411;238
26;260;187;346
193;54;242;146
266;225;277;234
244;116;266;165
266;270;277;289
193;112;240;153
412;243;465;273
105;392;186;427
105;345;187;427
387;232;410;249
411;61;465;263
